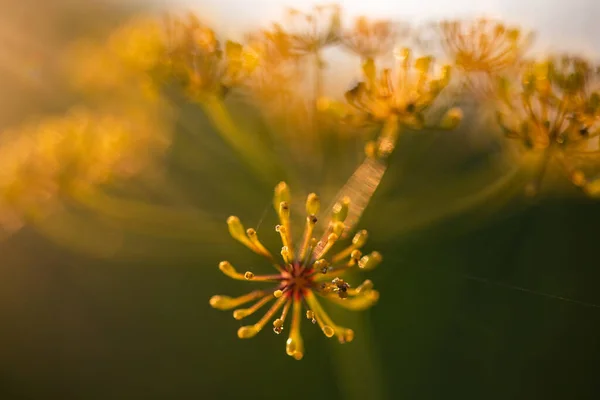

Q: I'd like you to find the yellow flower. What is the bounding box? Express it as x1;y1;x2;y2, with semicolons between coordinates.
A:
495;55;600;194
210;182;381;360
165;13;257;100
342;16;409;60
345;51;462;158
284;4;342;54
439;18;533;99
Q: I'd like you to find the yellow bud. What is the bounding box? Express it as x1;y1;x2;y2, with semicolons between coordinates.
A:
227;216;247;242
358;251;382;270
306;193;320;215
314;259;329;273
357;279;374;293
209;295;231;309
237;325;259;339
273;318;284;334
331;221;345;236
352;229;368;247
332;196;350;222
274;182;291;211
279;201;290;219
281;246;292;263
219;261;237;277
233;309;249;320
343;329;354;343
323;325;335;338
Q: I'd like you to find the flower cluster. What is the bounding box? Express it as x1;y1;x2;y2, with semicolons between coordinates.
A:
439;18;533;99
344;50;462;158
495;55;600;193
164;13;259;100
210;182;381;360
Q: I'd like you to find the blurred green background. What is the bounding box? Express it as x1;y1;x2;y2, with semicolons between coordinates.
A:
1;1;600;399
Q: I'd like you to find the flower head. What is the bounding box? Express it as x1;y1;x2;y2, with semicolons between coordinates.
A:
439;18;533;99
495;55;600;194
283;4;342;54
342;16;409;60
344;51;462;158
165;13;258;99
209;182;381;360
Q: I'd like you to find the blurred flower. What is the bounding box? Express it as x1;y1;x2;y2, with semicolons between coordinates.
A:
495;55;600;194
439;18;533;100
210;182;381;360
243;26;304;109
283;4;342;55
66;15;168;101
344;50;462;158
0;105;170;235
164;13;258;100
342;16;410;61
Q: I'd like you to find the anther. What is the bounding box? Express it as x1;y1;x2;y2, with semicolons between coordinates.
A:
273;319;284;334
273;182;290;211
358;251;382;270
352;230;368;248
306;193;320;215
244;271;254;280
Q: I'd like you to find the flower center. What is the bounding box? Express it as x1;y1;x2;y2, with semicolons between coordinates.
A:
280;262;315;298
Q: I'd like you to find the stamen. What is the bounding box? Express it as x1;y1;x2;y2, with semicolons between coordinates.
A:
233;294;274;320
228;217;274;261
302;238;318;266
273;181;291;211
277;202;293;253
331;229;368;263
245;228;273;259
306;193;320;215
276;224;292;252
218;261;279;281
285;299;304;360
318;233;339;258
306;302;334;338
209;290;267;310
330;221;345;237
281;246;292;264
331;277;350;298
237;295;287;339
227;216;253;248
332;196;351;223
305;291;347;341
274;289;284;298
347;249;362;267
347;279;374;295
273;298;292;334
358;251;382;270
299;214;318;260
325;290;380;311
